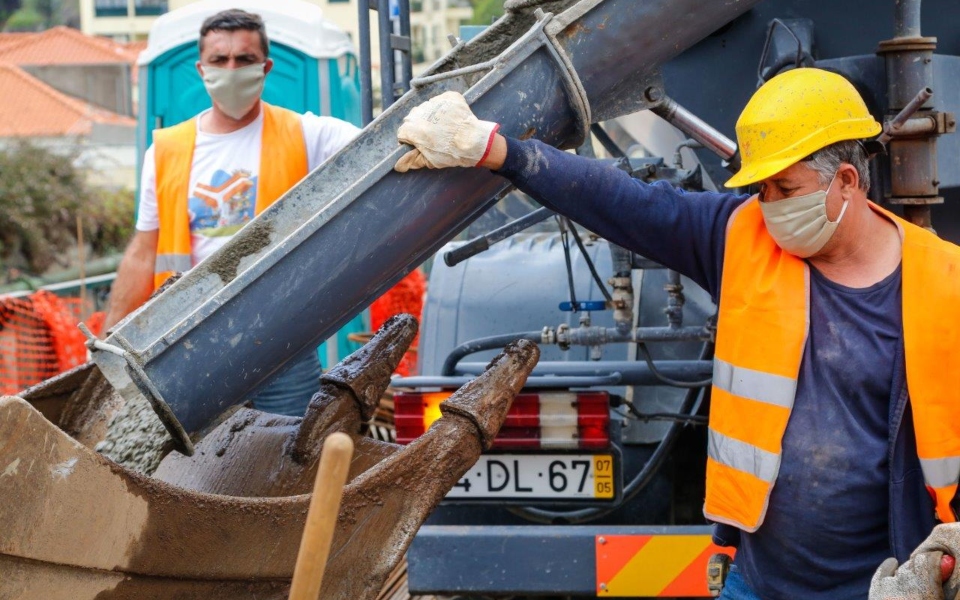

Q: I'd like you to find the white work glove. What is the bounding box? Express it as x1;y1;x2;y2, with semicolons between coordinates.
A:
869;524;960;600
395;91;499;172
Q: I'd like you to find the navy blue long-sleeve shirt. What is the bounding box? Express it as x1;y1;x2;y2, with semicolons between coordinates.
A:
496;137;932;600
498;136;744;301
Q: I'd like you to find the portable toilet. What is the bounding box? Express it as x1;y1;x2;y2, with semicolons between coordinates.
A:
135;0;366;365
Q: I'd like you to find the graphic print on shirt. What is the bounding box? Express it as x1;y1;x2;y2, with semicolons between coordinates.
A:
188;169;258;238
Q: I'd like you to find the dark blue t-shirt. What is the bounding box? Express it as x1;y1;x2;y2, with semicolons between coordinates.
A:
737;266;901;600
498;137;901;599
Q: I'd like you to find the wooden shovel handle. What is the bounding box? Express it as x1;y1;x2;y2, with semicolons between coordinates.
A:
289;432;355;600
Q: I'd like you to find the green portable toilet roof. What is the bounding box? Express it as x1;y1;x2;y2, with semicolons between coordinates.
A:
138;0;355;66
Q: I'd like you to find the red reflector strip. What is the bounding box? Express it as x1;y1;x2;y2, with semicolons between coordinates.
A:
393;394;428;444
392;390;610;448
577;391;611;449
503;394;540;427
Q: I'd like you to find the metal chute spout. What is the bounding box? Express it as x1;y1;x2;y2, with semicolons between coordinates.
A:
93;0;762;453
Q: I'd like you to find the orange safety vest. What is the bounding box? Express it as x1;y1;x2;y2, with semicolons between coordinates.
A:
705;197;960;532
152;102;308;288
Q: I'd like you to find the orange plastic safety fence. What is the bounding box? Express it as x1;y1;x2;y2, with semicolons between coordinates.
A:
0;291;104;395
370;269;425;377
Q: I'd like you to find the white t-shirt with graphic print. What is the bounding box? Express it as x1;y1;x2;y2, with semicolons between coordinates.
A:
136;108;360;266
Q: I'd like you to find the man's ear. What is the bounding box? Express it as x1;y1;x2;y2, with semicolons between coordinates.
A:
839;163;860;197
196;61;204;78
264;58;274;76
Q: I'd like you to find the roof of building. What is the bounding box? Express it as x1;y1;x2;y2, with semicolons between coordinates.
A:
124;39;149;61
139;0;354;65
0;26;134;66
0;32;33;50
0;63;135;137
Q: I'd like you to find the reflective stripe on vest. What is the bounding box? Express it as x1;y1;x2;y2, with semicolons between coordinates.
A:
704;197;960;531
151;102;308;289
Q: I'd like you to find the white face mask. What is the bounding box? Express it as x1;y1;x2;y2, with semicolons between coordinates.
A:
758;172;848;258
201;63;266;120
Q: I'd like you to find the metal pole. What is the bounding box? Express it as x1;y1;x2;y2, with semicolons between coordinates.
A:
650;95;738;162
358;0;373;125
378;0;395;111
878;0;940;230
443;206;553;267
893;0;922;37
398;0;412;92
878;87;934;144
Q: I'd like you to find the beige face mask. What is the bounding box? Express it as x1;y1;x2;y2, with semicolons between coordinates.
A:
759;171;847;258
201;63;266;120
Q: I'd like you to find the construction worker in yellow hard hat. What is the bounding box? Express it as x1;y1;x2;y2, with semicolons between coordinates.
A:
394;66;960;600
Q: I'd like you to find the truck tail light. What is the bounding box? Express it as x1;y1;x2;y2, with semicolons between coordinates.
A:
393;390;610;449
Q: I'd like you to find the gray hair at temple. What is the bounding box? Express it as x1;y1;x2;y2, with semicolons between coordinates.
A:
804;139;871;192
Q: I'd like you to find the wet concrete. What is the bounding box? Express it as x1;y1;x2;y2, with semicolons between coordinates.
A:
95;393;172;475
58;365;125;449
9;310;540;599
19;362;168;474
30;364;175;476
197;219;274;285
153;314;417;497
426;0;578;80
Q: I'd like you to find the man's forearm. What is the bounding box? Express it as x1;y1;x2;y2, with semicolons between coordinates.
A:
101;231;158;333
102;263;153;333
487;136;747;298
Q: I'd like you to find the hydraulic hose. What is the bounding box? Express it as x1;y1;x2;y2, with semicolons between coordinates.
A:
441;332;544;376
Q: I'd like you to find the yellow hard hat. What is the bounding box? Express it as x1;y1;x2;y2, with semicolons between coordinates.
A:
724;68;881;188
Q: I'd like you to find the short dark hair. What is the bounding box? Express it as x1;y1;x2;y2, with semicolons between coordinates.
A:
199;9;269;58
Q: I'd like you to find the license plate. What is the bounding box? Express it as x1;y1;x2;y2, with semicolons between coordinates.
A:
446;454;616;500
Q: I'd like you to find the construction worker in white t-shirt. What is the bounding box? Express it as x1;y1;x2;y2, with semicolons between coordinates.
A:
103;9;359;416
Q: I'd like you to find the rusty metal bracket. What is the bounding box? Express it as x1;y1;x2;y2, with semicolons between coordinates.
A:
876;36;938;55
878;87;934;143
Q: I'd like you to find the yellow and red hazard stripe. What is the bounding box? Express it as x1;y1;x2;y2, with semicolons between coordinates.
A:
595;534;735;597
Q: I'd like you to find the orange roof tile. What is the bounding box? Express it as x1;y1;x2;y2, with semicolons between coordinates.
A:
0;26;134;66
0;32;32;50
0;63;135;138
123;39;149;59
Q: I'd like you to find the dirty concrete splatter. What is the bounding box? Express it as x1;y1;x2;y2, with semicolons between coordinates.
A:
197;219;274;285
2;458;19;477
50;457;78;480
423;0;577;82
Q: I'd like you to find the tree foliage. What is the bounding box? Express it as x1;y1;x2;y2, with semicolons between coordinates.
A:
4;6;42;31
468;0;504;25
0;141;134;275
3;0;73;32
0;0;22;30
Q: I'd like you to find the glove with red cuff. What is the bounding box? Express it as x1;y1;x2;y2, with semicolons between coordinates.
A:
869;523;960;599
395;91;499;172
